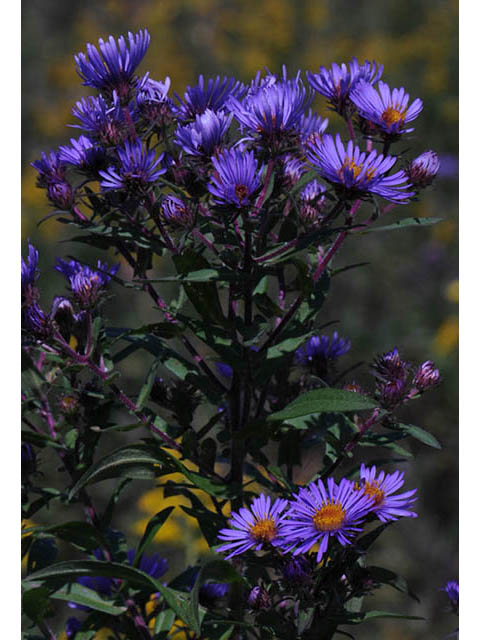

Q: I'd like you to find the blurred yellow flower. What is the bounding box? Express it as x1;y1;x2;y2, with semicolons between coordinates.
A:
445;280;459;304
433;315;459;356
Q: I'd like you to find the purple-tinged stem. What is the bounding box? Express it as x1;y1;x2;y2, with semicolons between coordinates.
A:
252;159;275;218
346;117;356;142
312;199;362;282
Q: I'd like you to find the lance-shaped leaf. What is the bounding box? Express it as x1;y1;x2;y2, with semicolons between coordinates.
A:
396;423;442;449
68;443;176;499
50;583;127;615
133;506;175;565
367;566;420;603
358;216;442;233
22;521;106;552
23;560;160;591
268;388;377;422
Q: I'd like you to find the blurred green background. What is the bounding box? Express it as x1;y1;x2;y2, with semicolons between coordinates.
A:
22;0;458;637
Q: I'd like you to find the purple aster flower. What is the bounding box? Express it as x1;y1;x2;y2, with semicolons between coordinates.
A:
412;360;441;392
136;76;173;125
217;493;289;559
174;75;244;121
126;549;168;579
299;109;329;145
55;258;119;308
71;93;131;146
208;147;264;209
406;151;440;188
74;29;150;97
215;362;233;379
350;80;423;137
299;180;327;224
246;67;283;97
441;580;459;612
280;154;308;189
281;477;374;563
58;136;107;172
188;566;230;604
228;78;312;146
161;195;195;228
22;302;53;340
307;57;383;114
65;617;82;639
174;109;233;157
99;138;165;192
31;150;66;187
247;586;272;610
295;333;351;374
21;241;39;294
281;556;312;585
306;133;414;203
357;464;417;522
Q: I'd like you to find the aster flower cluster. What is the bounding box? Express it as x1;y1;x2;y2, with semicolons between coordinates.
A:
31;30;440;237
371;347;441;408
217;465;417;563
21;243;118;342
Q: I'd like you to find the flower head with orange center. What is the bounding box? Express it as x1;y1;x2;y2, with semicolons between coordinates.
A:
280;477;375;563
350;80;423;137
358;464;418;522
208;147;264;209
217;494;289;559
306;133;414;203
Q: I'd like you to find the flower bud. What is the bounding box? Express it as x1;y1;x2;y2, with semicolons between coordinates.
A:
406;151;440;188
247;586;271;611
47;181;75;210
161;195;195;229
413;360;441;391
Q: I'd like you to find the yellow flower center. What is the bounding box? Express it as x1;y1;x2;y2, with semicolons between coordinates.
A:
341;159;376;182
362;481;385;506
354;481;384;506
250;517;277;542
382;105;407;127
312;501;346;531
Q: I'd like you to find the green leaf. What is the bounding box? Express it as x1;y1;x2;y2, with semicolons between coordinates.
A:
22;587;53;623
155;583;204;634
361;216;442;233
167;453;241;499
367;566;420;603
50;583;127;615
396;423;442;449
24;559;161;591
154;608;176;634
137;359;160;410
134;507;175;564
68;443;176;498
25;522;106;552
268;389;377;422
343;609;424;624
101;479;132;528
141;268;239;283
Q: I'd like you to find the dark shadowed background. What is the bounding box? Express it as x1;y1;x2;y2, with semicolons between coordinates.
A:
22;1;458;637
